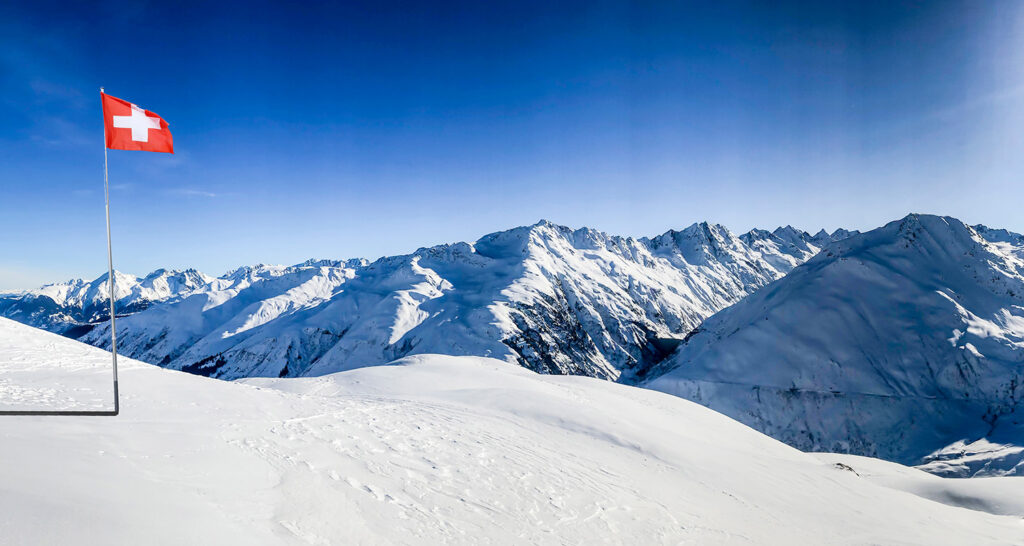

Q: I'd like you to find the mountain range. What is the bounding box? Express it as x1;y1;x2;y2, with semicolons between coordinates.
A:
1;221;853;381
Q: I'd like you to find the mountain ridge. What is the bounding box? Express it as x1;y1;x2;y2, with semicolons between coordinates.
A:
2;219;854;381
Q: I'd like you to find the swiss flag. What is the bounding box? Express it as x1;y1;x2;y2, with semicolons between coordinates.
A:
101;92;173;153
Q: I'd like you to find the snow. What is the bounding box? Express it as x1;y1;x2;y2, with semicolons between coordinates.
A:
0;317;113;411
814;453;1024;516
646;214;1024;468
2;316;1022;544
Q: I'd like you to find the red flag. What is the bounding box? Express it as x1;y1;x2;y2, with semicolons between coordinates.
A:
101;93;173;153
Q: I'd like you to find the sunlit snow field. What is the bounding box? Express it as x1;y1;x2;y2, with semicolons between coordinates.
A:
0;321;113;411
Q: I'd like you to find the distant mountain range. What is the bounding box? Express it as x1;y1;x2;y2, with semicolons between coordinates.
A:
0;268;213;334
1;221;852;380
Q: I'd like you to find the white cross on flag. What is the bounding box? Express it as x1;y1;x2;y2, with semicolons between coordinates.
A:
101;92;173;153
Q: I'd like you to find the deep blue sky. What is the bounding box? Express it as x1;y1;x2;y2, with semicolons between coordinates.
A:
2;1;1023;289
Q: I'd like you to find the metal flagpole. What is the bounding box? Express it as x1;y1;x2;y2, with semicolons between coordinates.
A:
101;86;120;415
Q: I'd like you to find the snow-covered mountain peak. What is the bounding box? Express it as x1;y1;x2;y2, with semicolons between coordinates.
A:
678;220;730;241
138;268;214;295
740;227;775;242
89;268;138;286
223;263;285;280
974;224;1024;245
891;213;977;246
771;224;808;242
642;222;741;267
297;258;369;269
469;222;545;258
816;214;1024;300
142;268;171;279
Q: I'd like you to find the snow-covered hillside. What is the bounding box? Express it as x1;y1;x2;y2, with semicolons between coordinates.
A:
646;214;1024;472
8;220;851;381
1;316;1022;545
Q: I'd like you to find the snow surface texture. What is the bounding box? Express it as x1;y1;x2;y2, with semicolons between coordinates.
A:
0;318;113;411
647;214;1024;473
814;452;1024;517
2;317;1022;545
2;221;852;381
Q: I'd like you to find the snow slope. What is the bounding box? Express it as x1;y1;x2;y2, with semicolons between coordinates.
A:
57;221;851;381
646;214;1024;469
814;452;1024;517
1;316;1022;545
0;317;114;411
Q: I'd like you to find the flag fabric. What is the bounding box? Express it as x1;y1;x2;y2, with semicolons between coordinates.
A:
101;93;174;153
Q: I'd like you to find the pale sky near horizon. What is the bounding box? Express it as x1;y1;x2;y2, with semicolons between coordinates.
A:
2;1;1024;290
